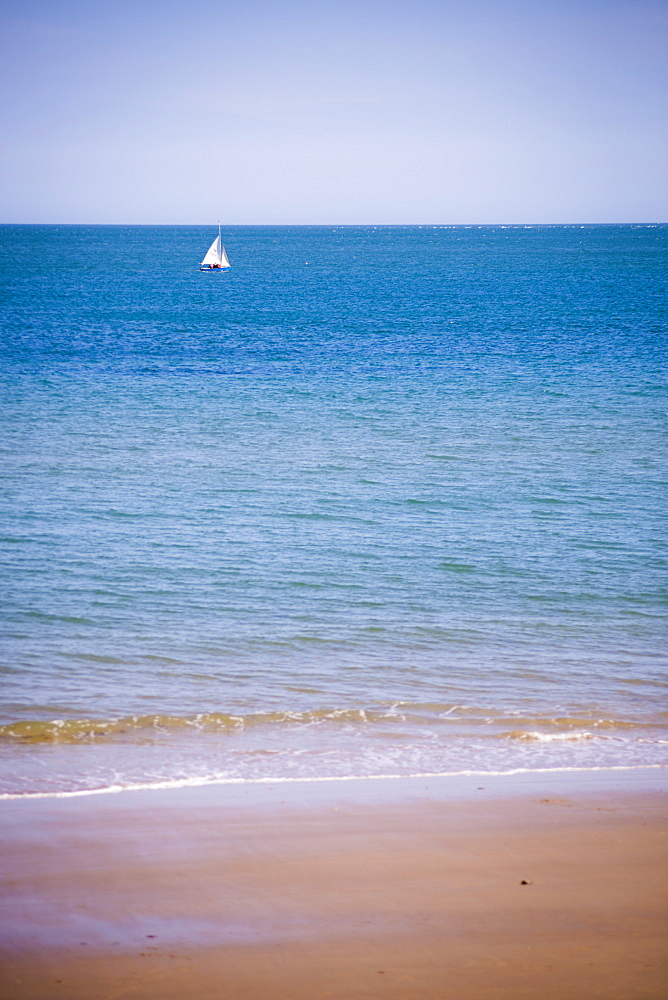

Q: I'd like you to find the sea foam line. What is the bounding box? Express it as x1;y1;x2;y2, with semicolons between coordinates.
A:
0;763;666;801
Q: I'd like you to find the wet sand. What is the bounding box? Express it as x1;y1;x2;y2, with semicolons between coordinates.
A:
1;771;666;999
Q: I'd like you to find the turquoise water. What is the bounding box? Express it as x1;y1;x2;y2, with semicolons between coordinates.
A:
1;224;666;795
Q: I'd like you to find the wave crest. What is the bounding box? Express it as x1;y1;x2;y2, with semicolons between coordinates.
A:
0;703;658;745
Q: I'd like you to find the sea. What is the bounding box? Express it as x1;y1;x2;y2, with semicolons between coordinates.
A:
0;223;666;798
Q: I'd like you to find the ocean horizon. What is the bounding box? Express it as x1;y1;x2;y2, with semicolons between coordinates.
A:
1;223;666;796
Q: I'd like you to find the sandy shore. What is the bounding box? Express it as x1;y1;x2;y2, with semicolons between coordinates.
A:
0;770;666;999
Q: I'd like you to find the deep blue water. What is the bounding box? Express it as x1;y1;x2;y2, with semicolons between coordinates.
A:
0;224;666;794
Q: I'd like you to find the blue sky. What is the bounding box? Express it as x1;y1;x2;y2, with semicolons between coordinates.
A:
1;0;666;223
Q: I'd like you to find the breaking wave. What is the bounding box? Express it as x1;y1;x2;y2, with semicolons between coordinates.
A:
0;703;661;745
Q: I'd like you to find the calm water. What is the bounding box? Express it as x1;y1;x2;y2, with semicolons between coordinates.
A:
0;224;666;796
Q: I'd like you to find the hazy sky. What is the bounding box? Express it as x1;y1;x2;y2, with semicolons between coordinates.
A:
1;0;666;223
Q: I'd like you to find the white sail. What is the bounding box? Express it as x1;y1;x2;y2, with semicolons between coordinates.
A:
200;235;222;267
200;226;232;269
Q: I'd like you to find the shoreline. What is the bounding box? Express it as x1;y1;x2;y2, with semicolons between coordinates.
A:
1;768;667;999
1;761;666;802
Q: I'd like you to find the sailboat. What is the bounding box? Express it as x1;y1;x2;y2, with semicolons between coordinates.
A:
199;223;231;271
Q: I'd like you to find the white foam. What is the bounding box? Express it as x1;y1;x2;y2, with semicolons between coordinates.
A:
0;764;665;801
516;731;595;742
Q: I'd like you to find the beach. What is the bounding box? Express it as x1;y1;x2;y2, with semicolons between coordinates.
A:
1;224;666;996
1;769;666;999
2;0;668;981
